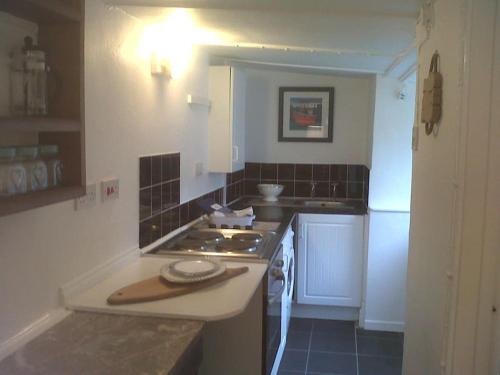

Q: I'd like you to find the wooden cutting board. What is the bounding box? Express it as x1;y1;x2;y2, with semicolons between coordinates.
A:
107;267;249;305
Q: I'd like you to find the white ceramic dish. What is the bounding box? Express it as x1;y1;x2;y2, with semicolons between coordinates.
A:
257;184;284;202
160;258;226;284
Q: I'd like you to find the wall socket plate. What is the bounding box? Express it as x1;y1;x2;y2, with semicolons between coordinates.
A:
101;178;119;202
75;183;97;210
195;161;204;176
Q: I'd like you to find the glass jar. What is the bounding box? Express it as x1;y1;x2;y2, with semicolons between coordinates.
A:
39;145;63;188
0;147;28;195
18;145;47;192
0;147;16;196
10;36;49;116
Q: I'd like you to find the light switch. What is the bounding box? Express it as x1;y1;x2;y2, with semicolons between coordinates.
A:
101;178;119;202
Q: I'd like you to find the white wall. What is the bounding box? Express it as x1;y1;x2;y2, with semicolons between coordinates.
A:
362;75;414;332
363;211;409;332
0;0;223;347
369;75;414;211
405;0;498;374
244;68;374;165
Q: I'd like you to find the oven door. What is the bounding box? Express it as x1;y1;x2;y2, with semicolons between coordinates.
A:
283;250;295;333
266;247;286;375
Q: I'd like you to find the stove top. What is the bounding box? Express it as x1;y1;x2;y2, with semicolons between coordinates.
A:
149;221;279;259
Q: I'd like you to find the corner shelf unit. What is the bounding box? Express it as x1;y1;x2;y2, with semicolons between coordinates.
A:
0;0;85;217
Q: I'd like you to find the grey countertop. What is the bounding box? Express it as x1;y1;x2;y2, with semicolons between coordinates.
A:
0;311;204;375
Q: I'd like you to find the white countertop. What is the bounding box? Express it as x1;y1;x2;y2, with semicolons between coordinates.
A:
66;257;267;321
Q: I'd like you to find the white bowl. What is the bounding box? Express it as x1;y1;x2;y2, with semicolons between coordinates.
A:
257;184;284;202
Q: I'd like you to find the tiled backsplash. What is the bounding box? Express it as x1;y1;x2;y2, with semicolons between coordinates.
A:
226;169;244;204
139;152;224;248
244;162;370;203
139;155;368;248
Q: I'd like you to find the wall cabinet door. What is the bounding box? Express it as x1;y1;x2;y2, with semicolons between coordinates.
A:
297;214;364;307
207;66;245;173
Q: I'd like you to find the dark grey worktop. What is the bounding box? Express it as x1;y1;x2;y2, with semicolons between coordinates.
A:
231;197;367;261
0;312;204;375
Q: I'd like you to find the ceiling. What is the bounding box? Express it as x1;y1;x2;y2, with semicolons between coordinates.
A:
108;0;422;80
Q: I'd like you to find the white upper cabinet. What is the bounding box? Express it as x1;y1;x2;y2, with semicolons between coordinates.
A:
208;66;246;173
297;214;365;307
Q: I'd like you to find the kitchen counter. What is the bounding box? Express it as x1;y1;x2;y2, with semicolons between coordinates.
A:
0;311;203;375
66;257;267;321
231;197;367;261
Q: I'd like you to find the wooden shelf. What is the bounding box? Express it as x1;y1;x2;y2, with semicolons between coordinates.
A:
0;0;81;24
0;186;85;217
0;117;80;132
0;0;85;216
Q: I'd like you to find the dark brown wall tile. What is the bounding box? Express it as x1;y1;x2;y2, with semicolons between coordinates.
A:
278;164;295;181
295;181;313;197
330;164;347;182
331;181;347;200
245;163;261;179
347;181;363;199
172;180;180;204
151;185;162;215
151;214;162;242
151;155;162;185
245;179;259;195
280;181;294;197
180;203;189;227
313;164;330;181
315;182;330;198
295;164;312;181
139;187;151;220
139;220;151;248
348;165;364;182
261;164;277;180
139;156;151;188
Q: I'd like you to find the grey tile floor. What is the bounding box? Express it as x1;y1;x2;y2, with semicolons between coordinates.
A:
278;318;403;375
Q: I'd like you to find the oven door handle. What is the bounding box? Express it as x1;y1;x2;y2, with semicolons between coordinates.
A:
268;280;286;304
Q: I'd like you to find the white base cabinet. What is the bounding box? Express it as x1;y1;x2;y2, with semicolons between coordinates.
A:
297;214;364;307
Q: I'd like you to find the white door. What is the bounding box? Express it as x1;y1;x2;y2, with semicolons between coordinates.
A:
297;214;364;307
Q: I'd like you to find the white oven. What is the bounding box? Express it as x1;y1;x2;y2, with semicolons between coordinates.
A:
281;227;295;339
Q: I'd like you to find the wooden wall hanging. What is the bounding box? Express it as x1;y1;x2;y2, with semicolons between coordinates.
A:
421;51;443;135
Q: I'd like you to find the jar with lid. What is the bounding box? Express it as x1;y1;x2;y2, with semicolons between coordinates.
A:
18;145;48;192
10;36;49;116
39;145;63;188
0;146;27;195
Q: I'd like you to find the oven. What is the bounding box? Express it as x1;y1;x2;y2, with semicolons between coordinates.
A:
264;244;286;375
282;227;295;338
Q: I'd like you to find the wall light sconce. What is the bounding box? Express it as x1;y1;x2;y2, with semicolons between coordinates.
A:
150;52;171;77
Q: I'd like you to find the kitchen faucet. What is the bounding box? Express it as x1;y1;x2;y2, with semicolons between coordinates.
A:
310;181;317;197
331;182;339;200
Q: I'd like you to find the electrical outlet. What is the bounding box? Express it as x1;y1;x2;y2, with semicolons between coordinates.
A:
75;183;97;210
195;162;204;176
101;178;119;202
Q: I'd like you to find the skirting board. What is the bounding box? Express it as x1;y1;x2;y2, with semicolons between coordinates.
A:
291;303;360;321
0;309;70;361
363;319;405;332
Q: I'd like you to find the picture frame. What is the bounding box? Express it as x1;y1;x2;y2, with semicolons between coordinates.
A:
278;87;334;142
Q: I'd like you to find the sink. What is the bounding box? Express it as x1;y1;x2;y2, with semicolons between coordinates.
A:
302;200;352;208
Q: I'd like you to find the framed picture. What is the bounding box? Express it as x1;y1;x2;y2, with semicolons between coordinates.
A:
278;87;334;142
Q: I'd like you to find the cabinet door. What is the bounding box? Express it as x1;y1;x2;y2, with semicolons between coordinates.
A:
230;67;246;172
297;214;364;307
207;66;246;173
207;66;232;173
